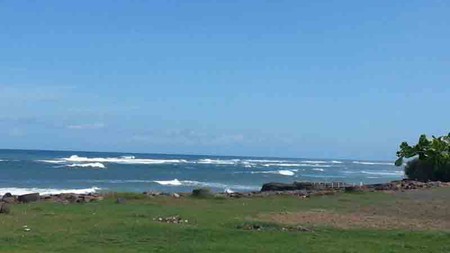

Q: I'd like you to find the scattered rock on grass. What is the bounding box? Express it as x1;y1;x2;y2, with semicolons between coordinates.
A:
115;198;127;204
237;222;311;232
154;215;189;224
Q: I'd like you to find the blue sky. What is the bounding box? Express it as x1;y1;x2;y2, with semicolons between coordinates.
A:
1;1;449;160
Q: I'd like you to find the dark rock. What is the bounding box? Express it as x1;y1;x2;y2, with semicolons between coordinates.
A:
2;197;17;204
344;186;364;193
18;193;40;203
143;191;161;197
2;192;13;198
261;182;299;192
115;198;126;204
262;182;348;192
0;203;11;214
192;188;213;198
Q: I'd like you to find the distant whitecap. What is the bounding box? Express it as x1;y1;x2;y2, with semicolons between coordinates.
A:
66;163;106;169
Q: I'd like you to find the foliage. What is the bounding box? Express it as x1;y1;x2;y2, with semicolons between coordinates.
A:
396;133;450;181
404;158;450;182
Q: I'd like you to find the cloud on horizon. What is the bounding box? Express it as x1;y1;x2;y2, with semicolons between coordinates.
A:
66;123;106;130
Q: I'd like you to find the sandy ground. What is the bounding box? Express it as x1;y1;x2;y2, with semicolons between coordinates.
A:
259;189;450;231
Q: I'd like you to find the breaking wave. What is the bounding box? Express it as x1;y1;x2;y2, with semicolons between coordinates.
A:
251;169;297;176
153;179;182;186
152;179;259;191
67;163;106;169
262;163;332;168
40;155;187;165
0;187;101;196
352;161;394;166
196;159;238;165
361;170;404;176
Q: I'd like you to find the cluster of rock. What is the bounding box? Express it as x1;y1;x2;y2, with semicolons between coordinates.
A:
236;222;310;232
261;181;350;192
347;179;450;192
0;192;104;205
257;179;450;196
143;191;184;198
1;179;449;210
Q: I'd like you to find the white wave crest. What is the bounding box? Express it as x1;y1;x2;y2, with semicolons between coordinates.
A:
312;168;325;172
153;179;259;191
251;169;297;176
40;155;187;165
331;160;343;164
196;159;238;165
303;160;330;164
0;187;101;196
153;179;182;186
278;170;296;176
262;163;332;168
83;179;155;184
67;163;106;169
38;159;66;164
353;161;394;166
244;159;289;163
361;170;404;176
224;188;235;194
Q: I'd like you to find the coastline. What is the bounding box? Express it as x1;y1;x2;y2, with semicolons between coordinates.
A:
1;180;450;252
2;179;449;205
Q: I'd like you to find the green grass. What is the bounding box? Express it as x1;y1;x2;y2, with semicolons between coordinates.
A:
0;191;449;253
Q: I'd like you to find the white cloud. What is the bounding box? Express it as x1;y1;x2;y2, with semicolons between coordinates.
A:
0;84;73;102
67;123;105;130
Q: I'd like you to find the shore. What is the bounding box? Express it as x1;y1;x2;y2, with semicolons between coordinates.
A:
1;180;449;252
2;179;449;205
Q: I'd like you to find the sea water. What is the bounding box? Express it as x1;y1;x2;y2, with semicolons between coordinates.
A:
0;149;403;195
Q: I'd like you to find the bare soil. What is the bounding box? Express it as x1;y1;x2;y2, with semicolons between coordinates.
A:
259;188;450;231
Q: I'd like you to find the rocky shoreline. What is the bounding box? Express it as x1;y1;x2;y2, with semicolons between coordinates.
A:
1;179;449;210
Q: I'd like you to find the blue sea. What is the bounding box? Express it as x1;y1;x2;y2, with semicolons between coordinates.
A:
0;149;404;195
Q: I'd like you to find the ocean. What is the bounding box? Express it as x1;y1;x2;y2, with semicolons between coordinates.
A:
0;149;404;195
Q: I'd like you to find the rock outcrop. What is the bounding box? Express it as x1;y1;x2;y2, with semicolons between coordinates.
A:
18;193;40;203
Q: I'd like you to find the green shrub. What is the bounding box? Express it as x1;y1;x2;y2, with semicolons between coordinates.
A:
396;133;450;182
191;188;214;198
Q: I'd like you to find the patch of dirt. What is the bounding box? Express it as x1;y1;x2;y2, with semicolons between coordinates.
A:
259;211;450;231
259;188;450;231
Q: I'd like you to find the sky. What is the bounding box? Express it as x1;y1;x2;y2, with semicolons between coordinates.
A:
1;0;449;160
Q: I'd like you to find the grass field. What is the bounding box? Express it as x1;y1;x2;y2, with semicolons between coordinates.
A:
1;189;449;253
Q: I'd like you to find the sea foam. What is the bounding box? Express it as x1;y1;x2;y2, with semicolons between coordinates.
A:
250;169;297;176
196;159;237;165
41;155;187;165
67;163;106;169
352;161;394;166
361;170;404;176
153;179;259;191
0;187;101;196
153;179;182;186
